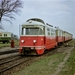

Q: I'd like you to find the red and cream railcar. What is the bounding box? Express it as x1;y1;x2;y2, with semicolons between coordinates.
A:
68;33;73;40
55;28;64;45
19;18;57;55
64;31;73;42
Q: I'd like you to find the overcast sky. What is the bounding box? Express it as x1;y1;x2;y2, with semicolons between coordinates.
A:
1;0;75;38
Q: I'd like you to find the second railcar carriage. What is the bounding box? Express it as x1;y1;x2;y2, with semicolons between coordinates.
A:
19;18;57;55
64;31;73;42
55;27;64;45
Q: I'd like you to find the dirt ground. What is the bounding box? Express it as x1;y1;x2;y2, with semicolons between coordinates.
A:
1;40;74;75
13;40;75;75
53;47;74;75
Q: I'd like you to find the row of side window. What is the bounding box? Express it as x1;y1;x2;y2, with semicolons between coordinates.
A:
47;28;55;36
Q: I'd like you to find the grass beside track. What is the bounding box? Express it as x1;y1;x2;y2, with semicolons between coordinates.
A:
58;48;75;75
0;40;19;48
13;52;66;75
13;39;75;75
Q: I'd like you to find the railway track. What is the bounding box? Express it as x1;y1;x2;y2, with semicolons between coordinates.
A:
0;52;34;75
0;56;21;65
0;41;73;75
0;49;18;55
0;56;30;75
0;52;20;60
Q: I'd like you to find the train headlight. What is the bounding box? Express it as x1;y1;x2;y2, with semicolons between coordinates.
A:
33;40;36;43
21;40;24;43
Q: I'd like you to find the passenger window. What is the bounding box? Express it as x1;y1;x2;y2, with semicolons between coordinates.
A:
48;32;50;35
47;28;50;31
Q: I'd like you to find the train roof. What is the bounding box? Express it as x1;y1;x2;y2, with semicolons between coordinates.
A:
22;18;46;27
26;18;45;24
55;27;64;31
22;20;45;26
64;31;73;35
22;18;56;30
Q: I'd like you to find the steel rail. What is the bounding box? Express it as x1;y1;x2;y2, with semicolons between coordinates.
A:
0;56;21;65
0;53;20;60
0;58;31;74
0;49;18;55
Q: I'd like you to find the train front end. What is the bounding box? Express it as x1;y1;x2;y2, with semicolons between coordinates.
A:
19;19;45;55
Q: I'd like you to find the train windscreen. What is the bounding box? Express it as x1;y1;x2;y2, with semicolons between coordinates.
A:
21;27;44;35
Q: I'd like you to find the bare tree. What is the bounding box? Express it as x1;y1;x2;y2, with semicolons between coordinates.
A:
0;0;23;23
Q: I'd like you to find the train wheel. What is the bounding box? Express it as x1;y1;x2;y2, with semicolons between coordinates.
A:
36;49;44;55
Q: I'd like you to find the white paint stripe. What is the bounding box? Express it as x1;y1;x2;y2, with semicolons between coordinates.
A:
19;46;45;49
